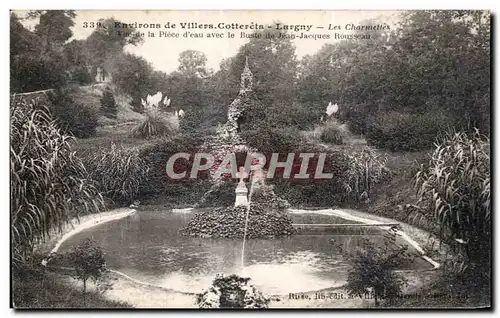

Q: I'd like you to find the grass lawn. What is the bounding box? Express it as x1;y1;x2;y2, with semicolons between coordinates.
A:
12;266;131;309
72;122;145;154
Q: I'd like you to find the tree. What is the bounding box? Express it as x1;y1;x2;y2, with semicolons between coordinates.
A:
228;24;298;107
65;239;107;306
111;53;154;113
343;235;409;307
164;70;205;112
63;40;92;84
178;50;209;78
10;12;67;92
31;10;76;47
297;11;490;148
100;87;117;118
85;18;145;81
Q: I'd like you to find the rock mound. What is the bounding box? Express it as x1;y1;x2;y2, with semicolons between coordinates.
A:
181;203;294;239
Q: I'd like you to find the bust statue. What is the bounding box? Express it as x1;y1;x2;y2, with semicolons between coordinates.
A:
234;167;249;207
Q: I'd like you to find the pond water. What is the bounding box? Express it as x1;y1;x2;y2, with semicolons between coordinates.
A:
56;210;431;295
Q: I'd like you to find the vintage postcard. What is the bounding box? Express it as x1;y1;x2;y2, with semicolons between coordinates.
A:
10;9;491;309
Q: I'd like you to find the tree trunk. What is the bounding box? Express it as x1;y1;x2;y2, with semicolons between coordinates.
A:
374;295;379;307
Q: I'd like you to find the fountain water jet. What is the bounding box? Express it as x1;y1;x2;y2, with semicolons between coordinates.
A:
180;57;295;240
240;169;256;269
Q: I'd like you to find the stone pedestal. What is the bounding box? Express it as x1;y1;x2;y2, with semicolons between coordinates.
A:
234;181;249;207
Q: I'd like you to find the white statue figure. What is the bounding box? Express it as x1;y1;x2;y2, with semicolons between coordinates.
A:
235;166;249;207
178;109;185;118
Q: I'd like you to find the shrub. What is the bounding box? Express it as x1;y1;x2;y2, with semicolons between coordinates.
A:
343;235;409;307
266;101;321;130
132;111;175;139
241;126;303;153
138;136;203;196
197;181;236;208
413;129;490;267
320;121;345;144
10;97;103;267
179;108;205;140
271;145;349;207
100;87;117;119
342;147;391;203
47;88;99;138
82;144;149;204
342;105;372;136
365;111;451;151
64;239;108;306
71;66;92;85
251;184;290;211
131;95;145;114
197;274;270;308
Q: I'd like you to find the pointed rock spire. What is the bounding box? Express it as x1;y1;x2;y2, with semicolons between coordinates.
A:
239;56;253;94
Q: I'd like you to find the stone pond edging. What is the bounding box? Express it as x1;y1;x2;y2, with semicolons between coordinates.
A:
40;206;443;308
41;208;136;262
287;208;441;270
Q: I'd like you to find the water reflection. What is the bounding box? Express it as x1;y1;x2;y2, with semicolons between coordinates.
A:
57;210;426;294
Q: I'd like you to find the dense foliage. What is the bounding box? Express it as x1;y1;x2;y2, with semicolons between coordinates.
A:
413;130;490;267
10;12;71;92
299;11;490;149
138;136;204;197
11;12;142;94
132;112;176;139
10;98;102;267
82;144;149;204
365;111;450;151
48;89;99;138
100;87;117;118
320;121;345;145
343;235;409;307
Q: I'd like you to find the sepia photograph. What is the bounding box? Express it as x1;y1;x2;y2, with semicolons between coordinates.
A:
9;9;491;309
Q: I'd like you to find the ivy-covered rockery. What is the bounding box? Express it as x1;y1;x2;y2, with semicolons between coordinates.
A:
182;58;295;239
181;183;294;238
195;57;288;208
